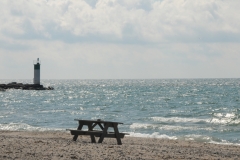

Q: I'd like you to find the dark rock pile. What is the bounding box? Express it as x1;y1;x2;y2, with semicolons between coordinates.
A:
0;82;54;90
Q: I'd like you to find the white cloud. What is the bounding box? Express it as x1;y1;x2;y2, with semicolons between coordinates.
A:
1;0;240;42
0;0;240;79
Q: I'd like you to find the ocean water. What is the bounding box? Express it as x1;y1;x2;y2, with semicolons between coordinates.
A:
0;79;240;145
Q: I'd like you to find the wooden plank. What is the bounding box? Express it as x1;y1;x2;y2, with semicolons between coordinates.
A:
98;123;104;130
74;119;123;124
88;123;96;143
113;123;122;145
69;130;126;138
95;133;125;138
73;123;83;141
92;122;104;130
98;123;109;143
70;130;103;136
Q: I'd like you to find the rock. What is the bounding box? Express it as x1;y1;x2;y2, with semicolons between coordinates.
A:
0;83;54;91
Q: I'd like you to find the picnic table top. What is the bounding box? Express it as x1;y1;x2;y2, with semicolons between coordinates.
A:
74;119;123;124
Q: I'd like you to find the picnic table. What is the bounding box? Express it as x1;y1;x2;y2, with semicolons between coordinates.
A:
67;119;127;145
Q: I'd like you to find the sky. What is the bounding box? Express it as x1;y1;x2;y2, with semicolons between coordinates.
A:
0;0;240;79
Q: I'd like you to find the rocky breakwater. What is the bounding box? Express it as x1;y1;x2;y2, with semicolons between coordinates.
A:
0;82;54;90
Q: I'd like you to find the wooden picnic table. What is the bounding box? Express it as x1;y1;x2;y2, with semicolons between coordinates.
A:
68;119;126;145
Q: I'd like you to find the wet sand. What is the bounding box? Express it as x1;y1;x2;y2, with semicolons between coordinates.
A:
0;131;240;159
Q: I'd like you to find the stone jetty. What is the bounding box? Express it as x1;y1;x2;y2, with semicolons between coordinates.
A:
0;82;54;90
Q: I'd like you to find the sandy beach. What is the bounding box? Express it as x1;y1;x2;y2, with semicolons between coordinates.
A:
0;131;240;160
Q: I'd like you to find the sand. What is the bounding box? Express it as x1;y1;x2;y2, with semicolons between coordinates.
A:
0;131;240;160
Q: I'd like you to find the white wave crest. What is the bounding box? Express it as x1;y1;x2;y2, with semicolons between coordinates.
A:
130;123;157;129
207;113;240;125
207;118;240;125
151;117;207;123
40;110;65;113
0;123;63;131
128;132;177;139
130;123;213;131
151;116;240;125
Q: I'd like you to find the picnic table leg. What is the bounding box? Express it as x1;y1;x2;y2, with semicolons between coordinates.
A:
113;124;122;145
88;123;96;143
73;123;83;141
98;123;109;143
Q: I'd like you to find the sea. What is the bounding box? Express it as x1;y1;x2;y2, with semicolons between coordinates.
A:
0;79;240;145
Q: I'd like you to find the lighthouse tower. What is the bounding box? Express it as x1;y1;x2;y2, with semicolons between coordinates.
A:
33;58;41;85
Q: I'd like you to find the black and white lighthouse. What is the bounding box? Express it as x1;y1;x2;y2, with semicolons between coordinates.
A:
33;58;41;85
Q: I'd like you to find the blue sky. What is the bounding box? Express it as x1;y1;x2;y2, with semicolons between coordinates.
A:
1;0;240;79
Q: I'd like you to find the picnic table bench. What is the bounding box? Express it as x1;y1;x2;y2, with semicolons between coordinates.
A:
67;119;127;145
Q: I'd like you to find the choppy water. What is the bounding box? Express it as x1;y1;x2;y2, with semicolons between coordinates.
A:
0;79;240;145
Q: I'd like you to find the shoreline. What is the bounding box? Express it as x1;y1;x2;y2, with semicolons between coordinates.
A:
1;131;240;159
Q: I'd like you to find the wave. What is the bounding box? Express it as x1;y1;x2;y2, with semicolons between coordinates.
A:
207;118;240;125
128;132;177;139
130;123;213;131
127;132;240;145
39;110;66;113
0;123;63;131
151;116;240;125
1;123;239;146
151;117;206;123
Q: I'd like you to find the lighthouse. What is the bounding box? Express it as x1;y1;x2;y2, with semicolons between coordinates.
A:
33;58;41;85
0;58;54;90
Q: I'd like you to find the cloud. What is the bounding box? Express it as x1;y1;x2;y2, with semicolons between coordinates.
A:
1;0;240;79
1;0;240;43
1;39;239;79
